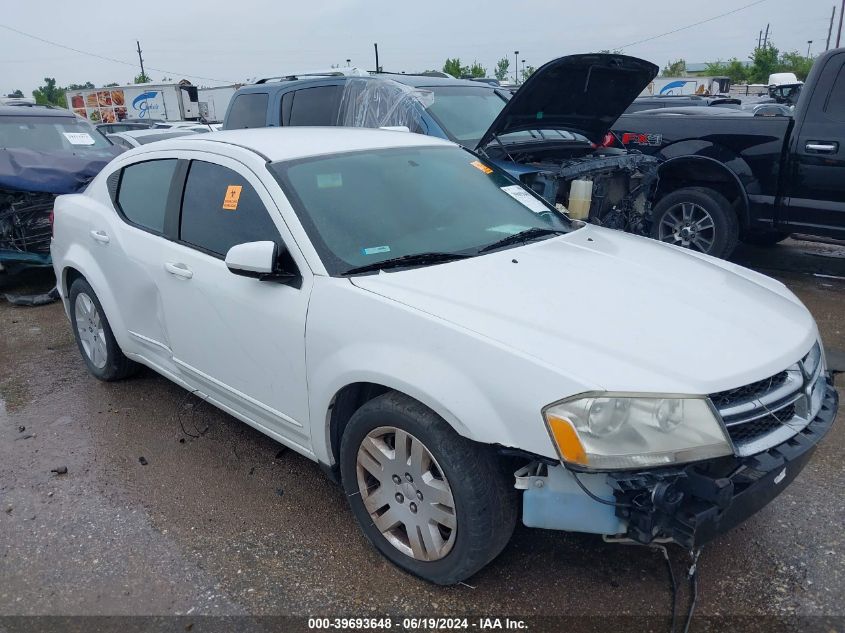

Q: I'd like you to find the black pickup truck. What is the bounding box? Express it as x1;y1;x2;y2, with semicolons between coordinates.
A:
612;47;845;257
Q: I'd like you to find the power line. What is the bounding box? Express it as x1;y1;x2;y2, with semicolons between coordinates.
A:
0;23;232;84
615;0;770;50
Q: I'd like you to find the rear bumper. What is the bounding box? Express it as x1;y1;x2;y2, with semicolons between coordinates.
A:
610;377;838;548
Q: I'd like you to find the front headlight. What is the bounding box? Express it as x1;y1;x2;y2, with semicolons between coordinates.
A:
543;393;733;471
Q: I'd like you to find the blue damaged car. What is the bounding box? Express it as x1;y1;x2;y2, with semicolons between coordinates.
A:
0;104;121;276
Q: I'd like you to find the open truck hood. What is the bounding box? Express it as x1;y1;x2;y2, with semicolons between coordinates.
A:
476;53;658;148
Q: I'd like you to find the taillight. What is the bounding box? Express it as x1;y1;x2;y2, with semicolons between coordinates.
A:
600;132;615;147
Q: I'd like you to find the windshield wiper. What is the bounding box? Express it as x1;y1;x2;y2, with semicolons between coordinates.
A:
478;227;566;253
342;252;472;276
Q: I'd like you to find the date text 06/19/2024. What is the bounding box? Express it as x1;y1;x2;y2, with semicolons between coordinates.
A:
307;617;528;630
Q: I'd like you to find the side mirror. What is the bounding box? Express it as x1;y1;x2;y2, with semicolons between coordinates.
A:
225;241;297;284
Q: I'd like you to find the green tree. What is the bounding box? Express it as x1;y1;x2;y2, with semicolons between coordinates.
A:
778;51;814;81
703;58;748;83
442;58;463;78
104;82;119;87
661;59;686;77
32;77;65;106
598;49;623;54
748;44;779;83
494;57;510;82
466;61;486;78
133;72;152;84
7;89;24;98
522;65;536;82
67;82;95;90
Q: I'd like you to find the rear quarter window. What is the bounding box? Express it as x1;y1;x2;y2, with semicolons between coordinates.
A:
116;159;179;233
226;93;269;129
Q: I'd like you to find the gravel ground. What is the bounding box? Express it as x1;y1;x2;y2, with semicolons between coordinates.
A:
0;238;843;633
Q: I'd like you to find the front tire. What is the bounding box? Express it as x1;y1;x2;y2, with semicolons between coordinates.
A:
340;392;517;585
650;187;739;259
69;277;138;381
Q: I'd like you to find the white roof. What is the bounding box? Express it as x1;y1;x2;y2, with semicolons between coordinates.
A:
148;127;455;162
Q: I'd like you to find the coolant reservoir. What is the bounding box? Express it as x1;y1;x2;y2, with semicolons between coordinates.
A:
567;179;594;220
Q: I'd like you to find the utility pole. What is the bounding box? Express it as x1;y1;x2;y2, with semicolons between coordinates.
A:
762;23;770;49
827;5;836;50
758;29;762;49
521;58;525;82
807;40;813;57
514;50;519;84
373;43;380;73
346;58;351;66
136;40;146;81
838;0;845;48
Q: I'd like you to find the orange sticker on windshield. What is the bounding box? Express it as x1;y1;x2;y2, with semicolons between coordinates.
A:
470;160;493;175
223;185;242;211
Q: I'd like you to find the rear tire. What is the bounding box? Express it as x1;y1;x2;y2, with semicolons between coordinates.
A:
340;392;518;585
650;187;739;259
69;277;139;381
740;230;791;246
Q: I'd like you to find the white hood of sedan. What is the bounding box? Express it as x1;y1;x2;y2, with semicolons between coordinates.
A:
350;226;817;395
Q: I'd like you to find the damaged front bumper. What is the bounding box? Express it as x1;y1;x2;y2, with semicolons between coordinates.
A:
0;189;55;272
517;376;838;548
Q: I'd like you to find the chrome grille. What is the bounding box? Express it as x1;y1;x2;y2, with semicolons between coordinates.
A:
710;343;826;456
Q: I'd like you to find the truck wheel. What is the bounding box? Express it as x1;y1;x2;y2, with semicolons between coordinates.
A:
740;230;791;246
339;392;518;585
650;187;739;258
69;278;139;381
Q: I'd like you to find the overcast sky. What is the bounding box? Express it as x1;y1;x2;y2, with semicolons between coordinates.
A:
0;0;836;94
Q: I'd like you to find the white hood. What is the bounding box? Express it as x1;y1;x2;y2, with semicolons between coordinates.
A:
350;226;816;395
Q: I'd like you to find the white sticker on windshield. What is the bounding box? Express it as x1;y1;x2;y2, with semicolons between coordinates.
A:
362;245;390;256
62;132;96;146
500;185;548;214
317;173;343;189
488;224;530;234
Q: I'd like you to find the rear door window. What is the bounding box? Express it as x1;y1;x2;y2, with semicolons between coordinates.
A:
288;86;341;126
226;93;269;129
116;159;178;233
179;160;280;257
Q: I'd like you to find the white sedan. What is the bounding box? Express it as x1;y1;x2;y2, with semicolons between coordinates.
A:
50;128;837;584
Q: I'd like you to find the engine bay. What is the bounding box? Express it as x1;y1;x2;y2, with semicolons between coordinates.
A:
489;144;661;236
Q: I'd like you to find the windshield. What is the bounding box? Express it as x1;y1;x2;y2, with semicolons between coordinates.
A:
425;86;509;146
270;146;573;275
425;86;588;147
0;115;112;151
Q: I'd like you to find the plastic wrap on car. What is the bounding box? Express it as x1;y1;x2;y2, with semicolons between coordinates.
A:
336;78;433;132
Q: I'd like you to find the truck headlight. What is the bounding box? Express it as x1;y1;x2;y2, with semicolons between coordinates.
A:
543;393;733;471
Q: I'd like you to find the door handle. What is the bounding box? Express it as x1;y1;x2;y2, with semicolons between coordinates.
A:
805;141;839;153
89;230;110;244
164;262;193;279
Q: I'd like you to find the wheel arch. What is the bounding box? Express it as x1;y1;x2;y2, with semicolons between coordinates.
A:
324;380;482;472
57;248;131;351
656;155;750;228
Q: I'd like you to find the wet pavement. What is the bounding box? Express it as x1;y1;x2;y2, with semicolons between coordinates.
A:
0;238;843;629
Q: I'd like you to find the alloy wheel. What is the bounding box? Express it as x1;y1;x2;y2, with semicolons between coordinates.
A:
356;426;457;561
657;201;716;253
74;292;107;369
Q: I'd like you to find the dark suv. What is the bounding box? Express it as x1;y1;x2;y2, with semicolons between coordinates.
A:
0;104;120;274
